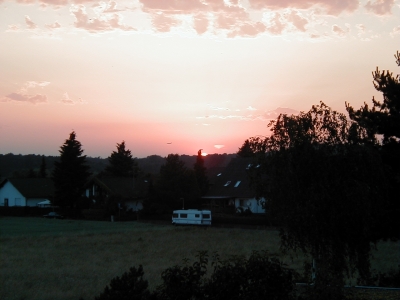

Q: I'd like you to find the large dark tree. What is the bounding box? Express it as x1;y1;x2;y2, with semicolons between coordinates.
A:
39;155;47;178
105;141;138;178
193;149;209;196
52;131;91;208
245;103;389;298
346;51;400;145
346;50;400;241
156;154;200;210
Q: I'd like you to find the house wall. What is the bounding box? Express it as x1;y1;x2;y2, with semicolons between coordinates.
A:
27;198;51;207
234;197;265;214
0;181;26;206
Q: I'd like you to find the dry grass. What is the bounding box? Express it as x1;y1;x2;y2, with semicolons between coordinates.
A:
0;217;398;300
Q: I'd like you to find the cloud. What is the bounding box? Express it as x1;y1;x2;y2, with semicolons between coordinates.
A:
2;93;47;104
265;13;286;35
248;0;359;15
70;4;134;32
193;13;209;34
246;106;257;111
151;13;181;32
61;92;74;104
286;11;308;32
365;0;395;15
391;25;400;36
332;24;350;37
214;144;225;149
61;92;86;104
45;22;61;29
25;15;37;29
7;24;22;32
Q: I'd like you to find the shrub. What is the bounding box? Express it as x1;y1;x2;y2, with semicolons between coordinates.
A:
94;265;151;300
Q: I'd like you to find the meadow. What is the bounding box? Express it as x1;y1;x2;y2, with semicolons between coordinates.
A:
0;217;398;300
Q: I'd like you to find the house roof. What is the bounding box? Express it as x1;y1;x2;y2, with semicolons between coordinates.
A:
89;176;149;199
203;157;257;199
0;178;55;198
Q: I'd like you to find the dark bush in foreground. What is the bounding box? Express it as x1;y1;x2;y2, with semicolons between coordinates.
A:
94;265;151;300
92;251;296;300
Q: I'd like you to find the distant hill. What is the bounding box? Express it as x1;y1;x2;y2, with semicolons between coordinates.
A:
0;153;236;179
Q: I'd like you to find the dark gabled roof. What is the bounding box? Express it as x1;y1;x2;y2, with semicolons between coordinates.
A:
203;157;257;199
0;178;55;198
89;176;149;199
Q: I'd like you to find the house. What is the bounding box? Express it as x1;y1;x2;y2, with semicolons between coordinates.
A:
85;176;149;211
202;157;265;214
0;178;55;207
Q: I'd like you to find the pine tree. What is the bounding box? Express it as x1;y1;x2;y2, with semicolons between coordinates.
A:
105;141;138;177
39;155;47;178
52;131;91;208
194;149;209;196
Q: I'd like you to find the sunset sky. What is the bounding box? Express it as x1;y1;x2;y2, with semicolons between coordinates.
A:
1;0;399;158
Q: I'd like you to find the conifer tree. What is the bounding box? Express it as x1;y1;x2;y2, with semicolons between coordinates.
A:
105;141;138;177
52;131;91;208
194;149;209;196
39;155;47;178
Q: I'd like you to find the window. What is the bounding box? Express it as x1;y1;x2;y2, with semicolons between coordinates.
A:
203;214;210;219
224;181;231;187
234;181;241;187
173;213;178;218
195;214;200;218
217;173;222;176
180;214;188;218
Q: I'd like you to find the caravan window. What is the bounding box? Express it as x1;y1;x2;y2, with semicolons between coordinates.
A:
180;214;188;218
195;214;200;218
203;214;210;219
173;213;178;218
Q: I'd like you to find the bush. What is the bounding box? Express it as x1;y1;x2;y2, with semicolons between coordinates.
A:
94;251;297;300
366;268;400;288
94;265;152;300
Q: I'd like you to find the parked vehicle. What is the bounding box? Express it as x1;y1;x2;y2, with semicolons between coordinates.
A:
172;209;211;226
43;212;64;219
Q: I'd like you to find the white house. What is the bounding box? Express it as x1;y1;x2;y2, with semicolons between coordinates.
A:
0;178;55;207
202;157;265;214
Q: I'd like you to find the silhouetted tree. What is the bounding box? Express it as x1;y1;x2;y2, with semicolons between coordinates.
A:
156;154;199;210
245;103;388;298
193;149;209;196
39;155;47;178
27;168;37;178
105;141;138;178
52;131;91;208
346;50;400;145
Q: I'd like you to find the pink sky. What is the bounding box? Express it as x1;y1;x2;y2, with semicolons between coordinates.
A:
1;0;399;158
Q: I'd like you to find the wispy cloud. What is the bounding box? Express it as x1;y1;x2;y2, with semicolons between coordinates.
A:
61;92;86;104
70;4;135;33
365;0;395;15
2;92;47;104
25;15;37;29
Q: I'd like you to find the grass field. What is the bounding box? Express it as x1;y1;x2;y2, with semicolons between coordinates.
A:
0;217;398;300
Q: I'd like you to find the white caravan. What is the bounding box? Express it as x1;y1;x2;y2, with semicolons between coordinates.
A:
172;209;212;226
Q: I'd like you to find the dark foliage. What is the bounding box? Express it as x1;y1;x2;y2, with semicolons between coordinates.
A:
244;103;391;299
94;251;296;300
52;131;91;208
154;154;200;210
105;141;139;178
363;268;400;288
94;265;151;300
194;149;209;196
39;155;47;178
